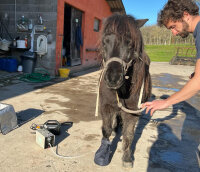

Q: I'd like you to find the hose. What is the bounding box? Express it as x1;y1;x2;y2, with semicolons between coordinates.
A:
19;69;52;83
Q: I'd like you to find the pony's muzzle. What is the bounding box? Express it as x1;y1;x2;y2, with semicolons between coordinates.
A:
104;61;124;89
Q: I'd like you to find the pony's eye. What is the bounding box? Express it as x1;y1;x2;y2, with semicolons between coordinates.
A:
125;40;130;46
124;53;131;63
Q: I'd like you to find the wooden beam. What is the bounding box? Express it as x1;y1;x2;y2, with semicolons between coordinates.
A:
111;8;123;12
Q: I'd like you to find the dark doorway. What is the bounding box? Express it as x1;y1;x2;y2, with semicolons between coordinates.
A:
63;4;83;67
63;4;71;66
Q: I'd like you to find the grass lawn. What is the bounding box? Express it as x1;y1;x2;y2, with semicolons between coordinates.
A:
144;44;196;62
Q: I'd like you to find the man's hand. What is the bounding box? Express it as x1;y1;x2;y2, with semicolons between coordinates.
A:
142;99;170;116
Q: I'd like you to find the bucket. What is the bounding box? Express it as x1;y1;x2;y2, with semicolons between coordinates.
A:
59;68;70;78
0;39;11;51
17;40;26;48
21;51;36;73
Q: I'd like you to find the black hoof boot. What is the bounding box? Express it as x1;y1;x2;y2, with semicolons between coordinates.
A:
94;138;111;166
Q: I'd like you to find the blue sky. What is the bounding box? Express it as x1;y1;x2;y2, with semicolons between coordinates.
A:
122;0;168;26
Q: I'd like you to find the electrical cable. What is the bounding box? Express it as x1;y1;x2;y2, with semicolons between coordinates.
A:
30;123;43;130
48;142;92;159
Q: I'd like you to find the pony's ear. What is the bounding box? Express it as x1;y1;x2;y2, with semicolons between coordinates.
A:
136;19;149;28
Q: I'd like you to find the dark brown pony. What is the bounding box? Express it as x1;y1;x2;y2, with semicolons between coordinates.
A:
94;14;152;168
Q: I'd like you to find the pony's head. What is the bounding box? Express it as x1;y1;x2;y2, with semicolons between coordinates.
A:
99;14;148;89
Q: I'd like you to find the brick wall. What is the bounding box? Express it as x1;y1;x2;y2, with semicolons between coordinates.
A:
0;0;113;75
56;0;112;71
0;0;57;75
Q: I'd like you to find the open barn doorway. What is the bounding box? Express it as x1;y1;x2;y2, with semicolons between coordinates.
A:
62;4;83;67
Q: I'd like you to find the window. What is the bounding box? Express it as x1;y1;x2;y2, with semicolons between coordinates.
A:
94;18;100;32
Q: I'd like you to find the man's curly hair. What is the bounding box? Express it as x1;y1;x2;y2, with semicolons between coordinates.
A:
157;0;199;26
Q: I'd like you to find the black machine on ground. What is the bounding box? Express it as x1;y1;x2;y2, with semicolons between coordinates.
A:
31;120;61;149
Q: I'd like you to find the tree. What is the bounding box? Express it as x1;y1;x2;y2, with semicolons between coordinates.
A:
141;25;195;45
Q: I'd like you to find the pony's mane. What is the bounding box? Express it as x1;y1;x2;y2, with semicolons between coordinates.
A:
99;14;144;57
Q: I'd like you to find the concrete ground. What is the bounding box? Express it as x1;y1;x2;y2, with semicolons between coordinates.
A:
0;62;200;172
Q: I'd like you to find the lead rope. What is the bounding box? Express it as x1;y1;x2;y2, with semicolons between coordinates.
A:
95;75;146;116
95;68;105;117
116;80;146;115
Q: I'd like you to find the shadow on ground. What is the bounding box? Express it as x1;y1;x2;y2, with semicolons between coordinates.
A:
106;93;200;171
55;122;73;145
17;108;44;127
0;67;100;101
147;96;200;172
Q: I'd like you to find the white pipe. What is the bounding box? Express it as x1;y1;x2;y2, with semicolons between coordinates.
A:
30;25;35;52
15;0;16;32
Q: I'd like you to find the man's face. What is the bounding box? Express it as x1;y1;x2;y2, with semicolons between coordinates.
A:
166;19;189;38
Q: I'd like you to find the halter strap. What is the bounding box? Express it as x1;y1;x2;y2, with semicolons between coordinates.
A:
103;57;134;74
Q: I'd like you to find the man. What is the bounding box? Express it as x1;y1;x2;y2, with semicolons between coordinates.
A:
143;0;200;116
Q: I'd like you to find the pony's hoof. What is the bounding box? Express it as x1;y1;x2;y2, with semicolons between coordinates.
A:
94;138;111;166
122;161;133;168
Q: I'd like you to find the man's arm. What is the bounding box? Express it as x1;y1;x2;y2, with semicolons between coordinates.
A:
144;59;200;115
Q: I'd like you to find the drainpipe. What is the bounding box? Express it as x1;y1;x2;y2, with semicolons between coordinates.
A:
15;0;16;32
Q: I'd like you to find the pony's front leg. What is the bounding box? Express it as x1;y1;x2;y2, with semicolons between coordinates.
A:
94;104;114;166
121;113;138;168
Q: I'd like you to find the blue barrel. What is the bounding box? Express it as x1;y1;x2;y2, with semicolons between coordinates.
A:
0;58;7;71
5;59;18;72
0;58;3;70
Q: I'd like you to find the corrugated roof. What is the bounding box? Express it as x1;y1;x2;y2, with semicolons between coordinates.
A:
106;0;126;14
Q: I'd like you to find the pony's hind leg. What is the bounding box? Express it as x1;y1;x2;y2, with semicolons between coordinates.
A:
121;113;138;168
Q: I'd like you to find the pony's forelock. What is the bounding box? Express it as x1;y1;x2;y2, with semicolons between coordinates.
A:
99;14;143;58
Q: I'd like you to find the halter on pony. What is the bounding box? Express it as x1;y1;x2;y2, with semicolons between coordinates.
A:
95;54;146;117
